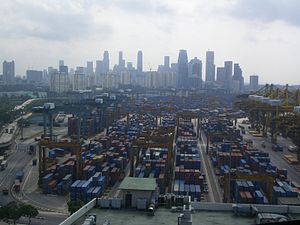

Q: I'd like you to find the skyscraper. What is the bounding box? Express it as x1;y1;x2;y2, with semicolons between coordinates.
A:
205;51;215;82
177;49;189;88
250;75;259;91
95;60;103;76
216;67;225;85
188;57;202;88
86;61;94;75
137;50;143;73
164;56;170;69
103;51;110;73
224;61;233;90
59;60;64;67
118;51;125;73
232;63;244;91
3;60;15;84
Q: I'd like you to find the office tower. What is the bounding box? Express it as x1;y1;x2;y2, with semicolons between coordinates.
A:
73;70;85;91
119;51;123;67
103;51;110;73
164;56;170;69
43;69;48;82
205;51;215;82
177;49;189;88
59;65;68;74
224;61;233;90
127;62;134;71
3;60;15;84
250;75;259;91
95;60;103;76
188;57;202;88
232;63;244;91
86;61;93;75
216;67;225;84
137;50;143;73
26;70;43;84
50;72;69;93
59;60;64;67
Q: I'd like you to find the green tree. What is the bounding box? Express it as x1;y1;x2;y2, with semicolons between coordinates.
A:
0;202;22;224
19;204;39;225
67;200;84;215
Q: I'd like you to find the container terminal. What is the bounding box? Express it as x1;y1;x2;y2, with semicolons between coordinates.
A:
0;87;300;225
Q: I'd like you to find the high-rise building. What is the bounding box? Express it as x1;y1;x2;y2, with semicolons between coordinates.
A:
224;61;233;90
95;60;103;76
118;51;125;74
177;49;189;88
50;72;69;93
216;67;225;84
137;50;143;73
164;56;170;69
250;75;259;91
59;60;64;67
232;63;244;91
205;51;215;82
73;71;85;91
59;65;68;74
26;70;43;84
3;60;15;84
103;51;110;73
86;61;94;75
188;57;202;88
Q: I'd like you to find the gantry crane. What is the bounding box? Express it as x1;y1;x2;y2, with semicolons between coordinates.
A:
236;84;300;145
130;127;175;192
38;138;84;186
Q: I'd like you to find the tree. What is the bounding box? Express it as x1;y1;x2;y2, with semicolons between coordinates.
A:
67;200;84;215
19;204;39;225
0;202;22;224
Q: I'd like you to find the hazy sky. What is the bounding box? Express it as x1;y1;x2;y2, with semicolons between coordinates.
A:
0;0;300;84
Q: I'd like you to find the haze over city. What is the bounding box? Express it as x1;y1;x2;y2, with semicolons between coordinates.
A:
0;0;300;84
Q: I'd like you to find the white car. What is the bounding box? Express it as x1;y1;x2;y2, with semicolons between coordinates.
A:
288;145;298;153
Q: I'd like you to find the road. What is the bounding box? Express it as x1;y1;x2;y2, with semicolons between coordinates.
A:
0;140;32;206
199;131;223;202
0;124;69;224
191;118;223;202
240;133;300;187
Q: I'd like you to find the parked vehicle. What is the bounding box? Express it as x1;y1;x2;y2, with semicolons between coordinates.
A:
272;144;283;152
0;160;8;170
288;145;298;153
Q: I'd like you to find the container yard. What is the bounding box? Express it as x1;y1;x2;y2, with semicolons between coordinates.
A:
201;116;300;205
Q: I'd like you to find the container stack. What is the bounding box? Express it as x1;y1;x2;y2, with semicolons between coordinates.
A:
173;120;203;201
134;148;169;194
70;173;106;203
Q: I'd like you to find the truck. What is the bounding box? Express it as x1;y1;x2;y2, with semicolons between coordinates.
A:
0;160;8;171
14;180;21;193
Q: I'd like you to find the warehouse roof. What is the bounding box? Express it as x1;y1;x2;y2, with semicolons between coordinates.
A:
119;177;157;191
278;197;300;206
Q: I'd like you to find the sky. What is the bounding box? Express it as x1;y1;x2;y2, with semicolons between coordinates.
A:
0;0;300;84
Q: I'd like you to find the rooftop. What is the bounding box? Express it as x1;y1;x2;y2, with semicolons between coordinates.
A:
119;177;157;191
75;208;256;225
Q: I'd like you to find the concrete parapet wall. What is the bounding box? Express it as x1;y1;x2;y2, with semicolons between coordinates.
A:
59;198;97;225
192;202;300;214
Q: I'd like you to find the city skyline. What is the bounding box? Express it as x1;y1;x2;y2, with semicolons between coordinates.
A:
0;0;300;84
